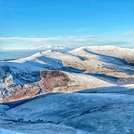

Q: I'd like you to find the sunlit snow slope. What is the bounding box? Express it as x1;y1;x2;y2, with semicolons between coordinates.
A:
0;46;134;102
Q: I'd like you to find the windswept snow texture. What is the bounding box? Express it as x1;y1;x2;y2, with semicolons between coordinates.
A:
0;129;25;134
0;85;134;134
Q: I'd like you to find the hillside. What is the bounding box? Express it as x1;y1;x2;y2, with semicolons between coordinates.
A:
0;46;134;102
0;85;134;134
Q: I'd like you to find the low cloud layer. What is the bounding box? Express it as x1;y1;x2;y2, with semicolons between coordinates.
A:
0;33;133;51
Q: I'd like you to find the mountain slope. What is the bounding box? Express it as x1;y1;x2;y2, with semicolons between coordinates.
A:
0;70;112;102
0;85;134;134
70;46;134;64
0;46;134;102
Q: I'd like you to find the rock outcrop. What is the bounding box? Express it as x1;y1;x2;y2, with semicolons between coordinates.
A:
0;70;113;102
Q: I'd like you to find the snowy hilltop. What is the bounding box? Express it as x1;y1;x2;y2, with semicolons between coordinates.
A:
0;46;134;133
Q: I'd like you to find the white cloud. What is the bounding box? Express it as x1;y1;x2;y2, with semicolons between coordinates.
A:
31;44;65;50
0;33;133;51
0;36;98;50
0;37;59;42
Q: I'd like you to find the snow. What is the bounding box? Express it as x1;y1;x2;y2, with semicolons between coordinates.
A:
123;84;134;88
0;129;25;134
0;45;133;86
0;85;134;133
0;51;63;85
70;46;134;64
0;53;62;71
69;46;134;79
0;45;133;74
0;46;134;133
41;50;84;67
0;105;9;113
66;72;111;86
5;92;134;123
76;129;90;134
0;123;77;134
70;45;134;53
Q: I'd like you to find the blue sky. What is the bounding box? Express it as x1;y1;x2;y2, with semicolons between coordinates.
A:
0;0;134;50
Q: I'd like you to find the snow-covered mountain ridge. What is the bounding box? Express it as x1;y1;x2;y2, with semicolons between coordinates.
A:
0;46;134;102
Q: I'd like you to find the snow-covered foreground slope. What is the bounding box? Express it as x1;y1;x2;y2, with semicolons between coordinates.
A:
0;85;134;134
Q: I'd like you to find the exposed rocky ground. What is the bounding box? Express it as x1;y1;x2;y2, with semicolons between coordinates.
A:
0;70;113;102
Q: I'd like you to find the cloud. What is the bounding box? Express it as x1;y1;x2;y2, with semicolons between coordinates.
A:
0;35;98;50
31;44;65;50
0;48;4;51
0;34;132;50
0;37;59;42
0;36;97;41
